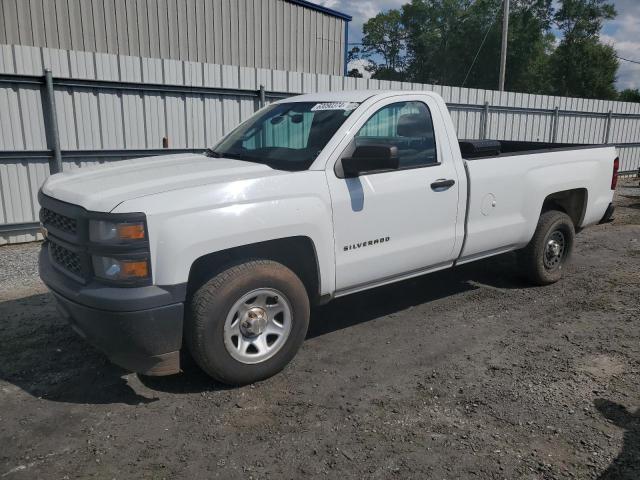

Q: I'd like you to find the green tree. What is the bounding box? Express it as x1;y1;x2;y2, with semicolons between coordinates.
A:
347;46;361;64
361;9;407;80
400;0;554;91
619;89;640;103
553;0;615;40
401;0;474;85
359;0;621;99
346;47;364;78
549;39;618;98
549;0;618;99
502;1;555;93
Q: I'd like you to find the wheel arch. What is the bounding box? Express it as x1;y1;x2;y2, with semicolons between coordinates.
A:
541;188;588;228
187;236;323;304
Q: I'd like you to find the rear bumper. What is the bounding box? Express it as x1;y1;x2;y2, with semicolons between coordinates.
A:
599;203;615;224
39;245;185;376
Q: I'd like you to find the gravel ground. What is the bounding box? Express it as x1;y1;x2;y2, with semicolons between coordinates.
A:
0;178;638;479
0;242;41;300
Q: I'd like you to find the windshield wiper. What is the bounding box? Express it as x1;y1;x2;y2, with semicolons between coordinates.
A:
205;149;246;160
205;148;222;157
205;149;266;165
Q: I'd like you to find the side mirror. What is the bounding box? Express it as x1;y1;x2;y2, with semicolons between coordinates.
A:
341;145;399;177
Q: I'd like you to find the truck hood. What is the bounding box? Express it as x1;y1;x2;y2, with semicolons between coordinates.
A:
41;153;284;212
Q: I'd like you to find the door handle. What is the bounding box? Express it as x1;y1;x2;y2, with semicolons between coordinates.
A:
430;179;455;190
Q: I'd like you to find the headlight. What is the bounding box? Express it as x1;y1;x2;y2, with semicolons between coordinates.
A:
92;255;150;283
89;220;146;243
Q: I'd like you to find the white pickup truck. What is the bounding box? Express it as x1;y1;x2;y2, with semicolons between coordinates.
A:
39;90;618;385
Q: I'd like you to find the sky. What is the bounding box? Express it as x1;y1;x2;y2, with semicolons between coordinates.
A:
318;0;640;91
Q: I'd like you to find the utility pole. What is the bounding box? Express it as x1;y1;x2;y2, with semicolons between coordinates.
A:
498;0;509;91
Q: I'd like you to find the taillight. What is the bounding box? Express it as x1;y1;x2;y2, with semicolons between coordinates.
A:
611;157;619;190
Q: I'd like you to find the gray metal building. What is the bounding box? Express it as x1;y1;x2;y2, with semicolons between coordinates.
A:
0;0;351;75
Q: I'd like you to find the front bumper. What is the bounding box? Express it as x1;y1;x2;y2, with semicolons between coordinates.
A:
39;246;185;376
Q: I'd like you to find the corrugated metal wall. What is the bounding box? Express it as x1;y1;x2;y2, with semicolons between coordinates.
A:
0;0;347;75
1;43;639;244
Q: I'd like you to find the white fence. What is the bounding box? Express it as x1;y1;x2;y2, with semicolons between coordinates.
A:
1;43;639;244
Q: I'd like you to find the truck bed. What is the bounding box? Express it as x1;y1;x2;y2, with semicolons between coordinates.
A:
458;139;609;159
457;142;617;264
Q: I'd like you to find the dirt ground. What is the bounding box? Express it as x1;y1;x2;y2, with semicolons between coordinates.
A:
1;179;638;480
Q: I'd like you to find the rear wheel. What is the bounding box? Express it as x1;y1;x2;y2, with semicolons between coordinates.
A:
518;210;575;285
186;259;310;385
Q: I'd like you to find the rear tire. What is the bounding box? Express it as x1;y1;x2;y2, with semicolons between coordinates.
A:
518;210;575;286
186;259;310;385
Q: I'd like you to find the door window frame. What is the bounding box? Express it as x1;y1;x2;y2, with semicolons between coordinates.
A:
331;95;444;179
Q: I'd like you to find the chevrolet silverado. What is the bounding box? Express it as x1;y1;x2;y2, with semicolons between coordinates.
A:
38;90;618;385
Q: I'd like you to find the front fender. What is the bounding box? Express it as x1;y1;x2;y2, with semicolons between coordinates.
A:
113;171;336;295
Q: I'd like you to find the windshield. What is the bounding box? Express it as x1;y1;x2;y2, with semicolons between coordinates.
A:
207;101;360;171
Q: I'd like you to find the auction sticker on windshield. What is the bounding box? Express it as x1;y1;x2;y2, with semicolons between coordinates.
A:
311;102;359;112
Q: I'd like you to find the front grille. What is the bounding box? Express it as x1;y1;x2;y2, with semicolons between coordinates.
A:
41;207;77;235
50;241;84;278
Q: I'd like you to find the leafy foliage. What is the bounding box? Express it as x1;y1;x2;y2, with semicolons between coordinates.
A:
553;0;615;41
549;0;618;98
619;89;640;103
355;0;625;100
346;47;364;78
361;10;407;79
549;38;618;99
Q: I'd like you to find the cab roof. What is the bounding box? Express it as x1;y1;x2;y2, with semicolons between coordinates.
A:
277;90;439;104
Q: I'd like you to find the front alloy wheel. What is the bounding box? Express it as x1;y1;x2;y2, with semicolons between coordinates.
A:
224;288;293;364
186;259;310;385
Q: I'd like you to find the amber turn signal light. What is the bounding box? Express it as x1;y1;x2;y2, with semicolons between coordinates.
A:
117;223;146;240
120;259;149;278
90;219;147;243
92;255;151;282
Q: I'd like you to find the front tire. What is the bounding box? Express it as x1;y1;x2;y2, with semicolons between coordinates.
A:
518;210;575;286
186;259;310;385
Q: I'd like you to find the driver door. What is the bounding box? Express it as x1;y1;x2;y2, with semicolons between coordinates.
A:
326;96;461;292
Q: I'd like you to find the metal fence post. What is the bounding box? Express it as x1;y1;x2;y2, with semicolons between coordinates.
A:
481;102;490;140
604;110;613;144
551;107;559;142
42;69;62;174
258;84;266;108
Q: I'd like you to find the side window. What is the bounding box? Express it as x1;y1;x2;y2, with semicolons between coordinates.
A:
355;101;437;168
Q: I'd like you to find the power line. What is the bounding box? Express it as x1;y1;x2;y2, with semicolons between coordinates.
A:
462;11;499;87
498;0;510;91
615;54;640;65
